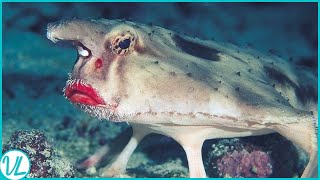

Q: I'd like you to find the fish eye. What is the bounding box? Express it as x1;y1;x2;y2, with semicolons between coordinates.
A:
119;39;131;49
111;34;135;55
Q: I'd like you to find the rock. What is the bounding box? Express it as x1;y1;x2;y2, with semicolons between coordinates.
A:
3;130;75;177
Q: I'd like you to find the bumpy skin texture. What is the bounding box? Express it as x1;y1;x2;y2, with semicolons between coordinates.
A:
47;19;318;177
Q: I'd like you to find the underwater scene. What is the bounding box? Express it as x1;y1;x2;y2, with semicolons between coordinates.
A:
2;2;318;178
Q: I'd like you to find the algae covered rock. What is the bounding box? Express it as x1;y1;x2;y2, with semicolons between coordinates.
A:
2;130;75;177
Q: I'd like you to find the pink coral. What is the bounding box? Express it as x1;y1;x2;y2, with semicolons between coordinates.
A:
217;150;272;177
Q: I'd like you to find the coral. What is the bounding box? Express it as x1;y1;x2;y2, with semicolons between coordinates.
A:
217;149;272;177
204;134;302;177
2;130;75;177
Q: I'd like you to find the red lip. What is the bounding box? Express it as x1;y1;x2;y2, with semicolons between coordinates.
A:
65;81;106;106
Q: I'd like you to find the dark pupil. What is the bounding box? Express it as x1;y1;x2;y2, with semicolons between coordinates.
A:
119;39;131;49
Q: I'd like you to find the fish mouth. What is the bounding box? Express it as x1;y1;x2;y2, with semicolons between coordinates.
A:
64;80;106;106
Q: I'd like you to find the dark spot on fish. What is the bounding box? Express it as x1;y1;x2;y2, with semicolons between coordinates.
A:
187;72;192;77
173;35;220;62
219;80;222;83
148;32;152;36
236;71;241;76
151;30;155;33
154;61;159;64
256;56;260;59
272;84;276;88
235;87;240;91
248;69;252;73
169;72;176;76
277;99;280;102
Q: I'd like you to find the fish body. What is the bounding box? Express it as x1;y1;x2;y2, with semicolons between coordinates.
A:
47;19;317;177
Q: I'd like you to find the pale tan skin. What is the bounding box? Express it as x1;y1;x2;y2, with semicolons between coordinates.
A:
47;19;318;177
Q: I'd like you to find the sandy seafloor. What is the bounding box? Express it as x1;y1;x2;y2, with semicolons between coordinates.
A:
2;2;317;178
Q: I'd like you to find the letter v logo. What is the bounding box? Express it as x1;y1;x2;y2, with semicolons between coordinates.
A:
1;150;31;179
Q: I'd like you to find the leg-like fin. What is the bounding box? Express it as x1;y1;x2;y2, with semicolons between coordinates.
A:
101;125;150;177
175;137;206;178
272;121;318;177
77;127;132;169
